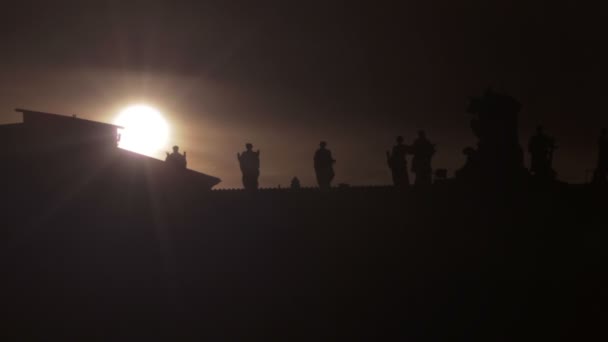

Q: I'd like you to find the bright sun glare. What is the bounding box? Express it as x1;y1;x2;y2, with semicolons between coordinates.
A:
114;105;169;156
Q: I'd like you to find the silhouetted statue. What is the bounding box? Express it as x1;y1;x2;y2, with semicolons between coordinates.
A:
386;136;410;187
237;143;260;190
314;141;335;189
592;128;608;184
455;146;480;181
411;130;435;186
165;145;187;169
460;88;527;185
290;177;301;189
528;125;557;181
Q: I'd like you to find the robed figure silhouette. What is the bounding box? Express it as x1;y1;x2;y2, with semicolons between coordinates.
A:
593;128;608;184
314;141;336;189
528;126;556;181
411;130;435;185
165;145;187;169
237;143;260;190
455;146;480;182
386;136;410;187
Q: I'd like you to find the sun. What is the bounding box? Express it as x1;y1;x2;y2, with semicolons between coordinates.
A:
114;105;169;156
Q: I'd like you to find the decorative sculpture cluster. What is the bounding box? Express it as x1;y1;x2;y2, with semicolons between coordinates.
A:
386;131;435;187
166;88;608;189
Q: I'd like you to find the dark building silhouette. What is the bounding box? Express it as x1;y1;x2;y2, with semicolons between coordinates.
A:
314;141;336;189
528;125;557;181
237;143;260;190
411;130;435;186
460;88;527;185
0;108;605;341
386;136;409;187
0;109;221;193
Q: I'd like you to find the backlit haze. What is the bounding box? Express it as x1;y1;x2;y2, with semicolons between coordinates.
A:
114;105;170;156
0;2;605;188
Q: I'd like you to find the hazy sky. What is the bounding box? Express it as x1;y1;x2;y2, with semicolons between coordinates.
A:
1;1;605;187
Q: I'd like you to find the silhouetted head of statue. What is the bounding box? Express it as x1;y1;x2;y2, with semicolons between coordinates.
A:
418;130;426;138
320;141;327;148
396;136;404;143
245;143;253;151
173;145;179;152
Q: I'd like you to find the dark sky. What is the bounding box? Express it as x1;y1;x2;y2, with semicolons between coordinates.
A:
1;1;605;187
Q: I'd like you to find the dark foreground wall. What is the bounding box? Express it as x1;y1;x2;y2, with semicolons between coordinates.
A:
0;180;606;340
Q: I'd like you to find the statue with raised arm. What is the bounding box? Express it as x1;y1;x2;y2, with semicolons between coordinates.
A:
386;136;410;187
237;143;260;190
314;141;336;190
411;130;435;185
